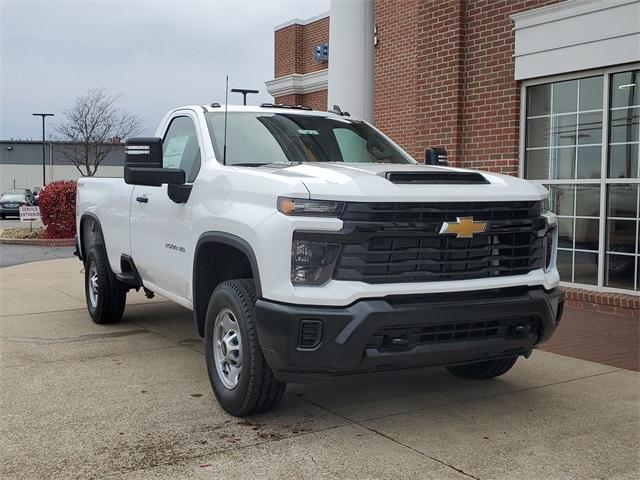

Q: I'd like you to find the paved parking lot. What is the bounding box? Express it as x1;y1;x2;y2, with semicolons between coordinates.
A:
1;258;639;479
0;218;75;268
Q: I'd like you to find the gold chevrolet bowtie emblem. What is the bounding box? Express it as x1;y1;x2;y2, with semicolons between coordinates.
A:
439;217;487;239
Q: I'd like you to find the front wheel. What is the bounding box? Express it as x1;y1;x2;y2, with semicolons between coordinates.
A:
205;279;286;416
446;356;518;380
84;245;127;324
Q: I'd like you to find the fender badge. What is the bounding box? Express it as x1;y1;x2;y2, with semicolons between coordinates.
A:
439;217;487;239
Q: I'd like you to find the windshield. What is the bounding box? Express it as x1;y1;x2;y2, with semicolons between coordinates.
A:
1;193;26;201
205;112;414;166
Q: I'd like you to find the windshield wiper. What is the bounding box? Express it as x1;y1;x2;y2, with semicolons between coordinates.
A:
231;161;302;167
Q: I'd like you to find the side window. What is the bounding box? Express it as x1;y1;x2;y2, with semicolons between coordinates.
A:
163;116;201;182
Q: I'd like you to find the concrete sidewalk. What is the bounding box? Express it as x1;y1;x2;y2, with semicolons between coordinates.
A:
1;259;639;479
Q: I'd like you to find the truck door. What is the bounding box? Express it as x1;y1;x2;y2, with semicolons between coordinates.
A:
129;114;202;302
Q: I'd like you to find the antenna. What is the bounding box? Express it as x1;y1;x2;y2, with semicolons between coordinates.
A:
222;75;229;165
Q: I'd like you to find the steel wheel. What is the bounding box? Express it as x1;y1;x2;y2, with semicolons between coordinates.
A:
87;259;99;308
213;307;243;389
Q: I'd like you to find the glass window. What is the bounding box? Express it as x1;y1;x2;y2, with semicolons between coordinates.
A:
575;185;600;217
610;70;639;108
551;148;575;179
576;146;601;179
608;184;638;218
527;84;551;116
163;116;201;183
610;108;639;144
552;114;577;147
578;112;603;145
606;254;635;290
557;250;573;281
525;149;549;180
608;144;639;178
574;252;598;285
548;184;575;216
557;217;574;249
552;80;578;114
524;71;640;291
526;117;551;148
605;183;639;290
579;76;604;111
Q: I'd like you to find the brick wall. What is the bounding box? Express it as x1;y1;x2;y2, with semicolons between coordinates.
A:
274;16;329;110
373;0;420;158
274;91;327;111
373;0;562;170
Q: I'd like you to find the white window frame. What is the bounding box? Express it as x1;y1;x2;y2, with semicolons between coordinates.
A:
519;62;640;295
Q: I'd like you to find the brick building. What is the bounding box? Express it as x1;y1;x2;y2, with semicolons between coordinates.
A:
266;0;640;311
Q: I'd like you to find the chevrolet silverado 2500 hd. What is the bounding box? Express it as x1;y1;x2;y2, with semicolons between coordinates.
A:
76;104;563;416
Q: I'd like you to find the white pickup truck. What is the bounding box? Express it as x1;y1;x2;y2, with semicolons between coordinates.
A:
76;103;563;416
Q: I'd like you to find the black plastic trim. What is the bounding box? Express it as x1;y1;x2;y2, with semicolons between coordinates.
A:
193;232;263;336
79;212;106;262
255;287;563;382
167;184;193;203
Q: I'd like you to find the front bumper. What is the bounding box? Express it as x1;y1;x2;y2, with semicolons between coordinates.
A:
0;205;20;215
255;287;563;382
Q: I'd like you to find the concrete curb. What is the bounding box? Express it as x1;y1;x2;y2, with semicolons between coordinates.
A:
0;237;75;247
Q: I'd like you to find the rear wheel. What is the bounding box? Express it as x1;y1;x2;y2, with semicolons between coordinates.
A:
84;245;127;324
205;279;286;416
446;356;518;380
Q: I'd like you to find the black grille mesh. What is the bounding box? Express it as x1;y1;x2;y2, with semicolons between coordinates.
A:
332;201;545;284
366;315;539;350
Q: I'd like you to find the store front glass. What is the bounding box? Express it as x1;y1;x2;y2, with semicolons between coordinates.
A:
523;67;640;292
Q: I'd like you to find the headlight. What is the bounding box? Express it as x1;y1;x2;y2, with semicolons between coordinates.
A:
291;240;340;285
278;197;344;217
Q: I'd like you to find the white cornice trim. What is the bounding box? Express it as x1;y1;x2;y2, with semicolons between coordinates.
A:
511;0;638;29
265;69;328;97
274;12;329;31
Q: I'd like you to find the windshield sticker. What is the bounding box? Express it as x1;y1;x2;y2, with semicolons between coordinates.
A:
298;129;319;135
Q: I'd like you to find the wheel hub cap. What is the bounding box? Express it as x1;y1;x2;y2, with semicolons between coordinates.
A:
213;308;242;389
88;260;99;308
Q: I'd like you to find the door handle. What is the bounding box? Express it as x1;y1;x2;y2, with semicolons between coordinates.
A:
136;196;148;203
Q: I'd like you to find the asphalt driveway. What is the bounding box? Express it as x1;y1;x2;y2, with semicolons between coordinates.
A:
1;258;638;479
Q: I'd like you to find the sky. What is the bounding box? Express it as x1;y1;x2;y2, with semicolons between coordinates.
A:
0;0;329;139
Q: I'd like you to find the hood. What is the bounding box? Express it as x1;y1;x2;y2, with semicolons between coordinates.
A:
259;163;546;202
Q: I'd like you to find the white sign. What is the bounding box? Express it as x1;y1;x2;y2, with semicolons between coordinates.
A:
20;206;41;222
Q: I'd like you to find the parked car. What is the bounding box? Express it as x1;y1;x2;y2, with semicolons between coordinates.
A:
0;190;31;219
75;104;563;416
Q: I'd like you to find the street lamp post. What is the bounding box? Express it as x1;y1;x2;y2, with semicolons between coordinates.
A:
32;113;54;187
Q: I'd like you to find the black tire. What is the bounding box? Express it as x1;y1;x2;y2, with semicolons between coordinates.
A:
446;356;518;380
0;215;4;219
205;279;286;416
84;244;127;324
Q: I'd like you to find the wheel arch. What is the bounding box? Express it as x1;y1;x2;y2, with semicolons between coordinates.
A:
193;232;262;337
79;213;106;263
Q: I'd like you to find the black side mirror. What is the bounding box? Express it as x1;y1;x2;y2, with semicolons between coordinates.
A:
425;146;448;166
124;137;185;187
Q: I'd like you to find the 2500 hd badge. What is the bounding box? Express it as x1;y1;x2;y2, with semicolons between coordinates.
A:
75;103;563;416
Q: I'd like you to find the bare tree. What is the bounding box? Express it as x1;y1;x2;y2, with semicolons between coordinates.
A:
55;88;142;176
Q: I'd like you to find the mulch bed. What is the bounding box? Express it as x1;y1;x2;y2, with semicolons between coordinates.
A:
0;227;74;247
